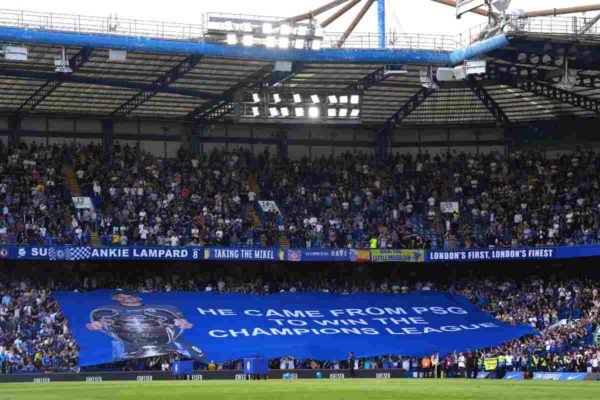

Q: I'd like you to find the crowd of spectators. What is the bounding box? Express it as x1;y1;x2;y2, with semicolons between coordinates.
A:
2;141;600;249
0;263;597;374
0;141;90;246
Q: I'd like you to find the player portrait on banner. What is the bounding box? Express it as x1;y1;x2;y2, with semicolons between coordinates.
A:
85;292;205;362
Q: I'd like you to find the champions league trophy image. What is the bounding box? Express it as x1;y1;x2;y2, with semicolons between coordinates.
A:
85;292;205;361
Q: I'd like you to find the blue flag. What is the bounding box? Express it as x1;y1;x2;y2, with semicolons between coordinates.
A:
54;290;536;367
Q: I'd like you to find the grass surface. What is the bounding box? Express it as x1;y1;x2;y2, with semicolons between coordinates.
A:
0;379;599;400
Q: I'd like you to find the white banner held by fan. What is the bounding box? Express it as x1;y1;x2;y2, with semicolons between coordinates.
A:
72;197;95;210
440;202;459;214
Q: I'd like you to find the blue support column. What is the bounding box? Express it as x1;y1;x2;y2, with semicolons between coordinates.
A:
102;120;114;162
190;122;203;155
376;124;392;161
8;115;21;148
378;0;386;49
279;136;288;161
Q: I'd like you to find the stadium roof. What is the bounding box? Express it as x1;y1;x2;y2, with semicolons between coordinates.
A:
1;9;600;128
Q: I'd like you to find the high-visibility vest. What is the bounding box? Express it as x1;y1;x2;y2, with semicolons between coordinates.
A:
498;355;506;367
370;238;378;248
422;357;431;368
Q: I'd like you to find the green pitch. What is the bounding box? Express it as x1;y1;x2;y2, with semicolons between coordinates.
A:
0;379;598;400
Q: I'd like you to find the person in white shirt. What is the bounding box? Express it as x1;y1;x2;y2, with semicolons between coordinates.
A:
458;353;466;377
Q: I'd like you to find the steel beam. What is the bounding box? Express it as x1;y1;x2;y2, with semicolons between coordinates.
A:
467;76;510;125
112;55;202;115
579;12;600;34
524;4;600;18
321;0;362;27
337;0;376;48
17;47;93;112
348;66;387;91
0;69;224;101
284;0;352;23
188;65;275;122
430;0;499;19
487;67;600;114
385;87;435;126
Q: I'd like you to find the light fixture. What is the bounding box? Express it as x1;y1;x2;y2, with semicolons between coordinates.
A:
262;23;273;34
295;107;305;117
294;39;305;50
296;26;308;36
242;35;254;47
252;106;260;117
278;37;290;49
226;33;238;45
339;95;349;104
350;109;360;117
266;36;277;48
280;24;291;36
242;22;253;33
311;39;322;50
328;95;338;104
269;107;279;117
339;108;348;117
252;93;260;103
224;21;234;31
327;108;337;117
293;93;302;103
273;93;281;103
311;94;320;103
280;107;290;117
350;95;360;104
308;106;320;118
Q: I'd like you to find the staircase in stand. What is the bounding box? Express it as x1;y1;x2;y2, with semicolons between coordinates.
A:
63;166;102;247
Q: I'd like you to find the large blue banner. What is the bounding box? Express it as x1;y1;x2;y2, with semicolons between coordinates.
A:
54;290;535;367
4;245;600;262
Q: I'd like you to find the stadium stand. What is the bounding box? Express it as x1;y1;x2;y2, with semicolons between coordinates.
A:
1;2;600;387
2;142;600;249
0;263;598;375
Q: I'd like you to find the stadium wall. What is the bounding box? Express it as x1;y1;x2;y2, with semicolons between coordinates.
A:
0;369;407;383
0;115;513;159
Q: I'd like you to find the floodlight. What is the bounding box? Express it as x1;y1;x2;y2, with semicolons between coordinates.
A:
327;108;337;117
252;106;260;117
226;33;238;45
242;22;253;33
308;106;320;118
242;35;254;47
350;95;360;104
339;95;349;104
311;94;320;103
328;95;338;104
350;109;360;117
296;26;308;36
280;107;290;117
269;107;279;117
252;93;260;103
295;107;305;117
311;39;322;50
278;37;290;49
280;24;291;36
294;39;305;50
4;46;28;61
293;94;302;103
339;108;348;117
266;36;277;48
262;23;273;34
273;93;282;103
